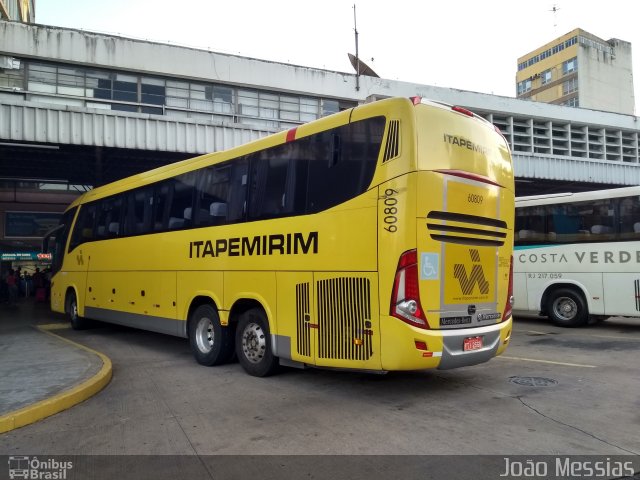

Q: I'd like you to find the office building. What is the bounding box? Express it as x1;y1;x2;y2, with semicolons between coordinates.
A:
516;28;634;114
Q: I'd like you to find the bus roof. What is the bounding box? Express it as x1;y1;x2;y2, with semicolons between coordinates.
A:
516;186;640;207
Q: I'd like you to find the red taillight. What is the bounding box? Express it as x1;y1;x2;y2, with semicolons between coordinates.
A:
390;249;429;329
502;255;514;322
452;105;475;117
410;96;422;105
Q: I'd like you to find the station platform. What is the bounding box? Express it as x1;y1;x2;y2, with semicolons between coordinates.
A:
0;298;111;433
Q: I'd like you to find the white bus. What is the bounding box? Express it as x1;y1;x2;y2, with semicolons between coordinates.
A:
513;186;640;326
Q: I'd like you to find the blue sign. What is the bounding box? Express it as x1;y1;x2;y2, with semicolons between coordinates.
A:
420;253;439;280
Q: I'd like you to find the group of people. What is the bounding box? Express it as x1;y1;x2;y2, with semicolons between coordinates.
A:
1;267;51;306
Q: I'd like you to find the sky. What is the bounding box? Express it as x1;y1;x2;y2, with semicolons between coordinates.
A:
36;0;640;112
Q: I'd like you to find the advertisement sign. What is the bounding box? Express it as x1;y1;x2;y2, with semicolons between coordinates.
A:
0;252;52;262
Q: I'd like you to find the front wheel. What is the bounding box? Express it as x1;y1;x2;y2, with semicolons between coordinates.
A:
66;290;86;330
189;304;234;366
546;288;588;327
235;308;279;377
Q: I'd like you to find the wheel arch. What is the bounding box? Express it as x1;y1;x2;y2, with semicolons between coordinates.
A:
185;295;220;339
540;281;589;315
229;298;271;330
64;285;81;314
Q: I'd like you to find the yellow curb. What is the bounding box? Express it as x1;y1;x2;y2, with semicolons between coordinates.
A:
0;325;112;434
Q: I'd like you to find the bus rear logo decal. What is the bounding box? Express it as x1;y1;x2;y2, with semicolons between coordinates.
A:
454;249;489;295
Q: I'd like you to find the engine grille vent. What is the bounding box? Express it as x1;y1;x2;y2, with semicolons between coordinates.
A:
383;120;400;162
427;211;507;247
317;277;373;360
296;282;311;356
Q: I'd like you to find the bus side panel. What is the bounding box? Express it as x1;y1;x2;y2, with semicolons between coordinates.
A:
276;272;315;365
51;242;86;314
177;271;224;322
512;271;529;311
514;245;605;315
312;272;381;370
377;173;421;369
603;272;640;316
224;271;277;332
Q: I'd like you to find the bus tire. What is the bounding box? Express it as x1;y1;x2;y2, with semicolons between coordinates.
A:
546;288;588;327
236;307;279;377
189;304;234;366
66;290;86;330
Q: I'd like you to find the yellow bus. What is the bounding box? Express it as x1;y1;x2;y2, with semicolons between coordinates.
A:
44;97;515;376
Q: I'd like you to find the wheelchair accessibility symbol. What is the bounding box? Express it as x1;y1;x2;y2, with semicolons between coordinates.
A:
420;253;439;280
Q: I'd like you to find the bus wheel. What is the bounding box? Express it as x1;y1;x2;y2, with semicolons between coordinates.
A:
189;304;234;366
547;288;588;327
65;290;86;330
236;308;279;377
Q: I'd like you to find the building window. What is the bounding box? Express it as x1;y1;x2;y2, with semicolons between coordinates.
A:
517;36;576;71
563;57;578;75
541;69;552;85
21;59;346;128
561;97;579;107
517;79;532;96
0;57;24;90
563;77;578;95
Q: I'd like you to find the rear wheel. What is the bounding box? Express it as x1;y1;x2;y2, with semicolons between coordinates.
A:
66;290;86;330
189;304;234;366
236;308;279;377
546;288;588;327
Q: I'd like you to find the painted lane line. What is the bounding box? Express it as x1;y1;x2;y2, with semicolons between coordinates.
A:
498;356;597;368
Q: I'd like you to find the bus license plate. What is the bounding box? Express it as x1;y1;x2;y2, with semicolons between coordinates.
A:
463;336;483;351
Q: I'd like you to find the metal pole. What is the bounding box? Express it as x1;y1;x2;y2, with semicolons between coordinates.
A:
353;4;360;91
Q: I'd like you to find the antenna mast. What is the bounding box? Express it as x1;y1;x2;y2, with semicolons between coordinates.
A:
550;4;560;30
353;4;360;91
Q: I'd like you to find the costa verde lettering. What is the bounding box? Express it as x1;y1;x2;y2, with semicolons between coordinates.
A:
189;231;318;258
518;250;640;264
443;133;489;155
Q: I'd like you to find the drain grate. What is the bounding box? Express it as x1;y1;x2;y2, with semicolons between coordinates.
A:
509;376;558;387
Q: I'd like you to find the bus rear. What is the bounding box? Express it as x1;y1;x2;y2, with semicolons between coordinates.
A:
379;98;514;370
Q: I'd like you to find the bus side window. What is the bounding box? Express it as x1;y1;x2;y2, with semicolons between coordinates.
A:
588;200;614;235
227;159;248;222
306;116;384;214
95;197;123;239
152;182;172;231
167;174;196;230
124;187;153;235
618;196;640;235
198;164;231;226
69;203;97;251
248;149;291;220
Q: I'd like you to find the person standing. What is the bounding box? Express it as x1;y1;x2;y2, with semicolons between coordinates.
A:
6;269;18;305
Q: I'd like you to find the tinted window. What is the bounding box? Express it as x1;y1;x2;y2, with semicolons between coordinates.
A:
95;196;123;239
123;186;154;235
69;203;97;251
306;116;385;213
248;149;292;220
152;182;170;231
51;207;77;274
197;160;248;226
167;173;197;230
